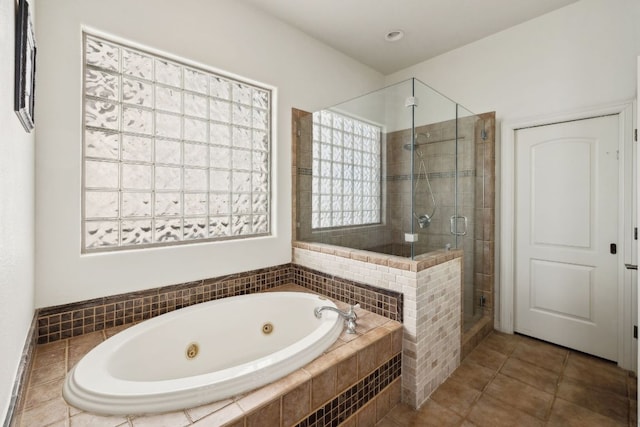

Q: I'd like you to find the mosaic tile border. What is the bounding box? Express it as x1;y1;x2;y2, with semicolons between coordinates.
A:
295;353;402;427
35;263;403;344
293;265;403;322
36;264;293;344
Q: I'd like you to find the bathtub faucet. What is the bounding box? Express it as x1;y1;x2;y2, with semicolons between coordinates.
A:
314;304;360;334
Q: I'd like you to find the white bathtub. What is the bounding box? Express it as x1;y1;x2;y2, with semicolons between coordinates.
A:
63;291;343;415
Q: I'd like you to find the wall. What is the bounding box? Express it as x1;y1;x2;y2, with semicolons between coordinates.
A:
0;0;36;420
34;0;383;307
385;0;640;124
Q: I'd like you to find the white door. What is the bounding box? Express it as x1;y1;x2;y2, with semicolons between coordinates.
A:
515;115;620;361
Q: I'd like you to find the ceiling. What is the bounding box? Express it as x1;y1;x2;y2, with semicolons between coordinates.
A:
240;0;580;74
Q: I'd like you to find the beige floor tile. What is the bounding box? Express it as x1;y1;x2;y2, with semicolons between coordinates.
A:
18;396;69;426
464;344;508;372
484;373;554;420
556;376;628;424
547;397;625;427
429;377;480;417
563;352;628;397
448;360;495;391
466;394;544;427
499;356;560;394
510;338;568;374
479;331;519;356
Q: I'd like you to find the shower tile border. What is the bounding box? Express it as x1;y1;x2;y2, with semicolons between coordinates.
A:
34;263;403;345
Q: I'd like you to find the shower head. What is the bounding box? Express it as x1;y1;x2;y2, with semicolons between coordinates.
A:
402;143;416;151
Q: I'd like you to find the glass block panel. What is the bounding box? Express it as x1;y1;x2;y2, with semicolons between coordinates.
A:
232;83;252;105
253;89;268;109
344;211;353;225
184;143;208;167
184;217;207;240
122;49;153;80
320;143;331;160
156;112;182;139
123;107;153;135
253;215;268;233
332;147;343;163
155;166;182;190
155;218;182;242
332;129;342;145
320;162;331;177
155;139;181;165
85;100;119;130
210;145;230;169
253;109;268;130
210;99;231;123
122;163;152;190
343;133;353;149
85;69;118;100
121;220;152;246
210;170;230;192
320;212;331;228
232;193;251;214
209;193;230;215
85;220;119;248
332;212;342;225
85;37;119;71
232;171;251;192
253;131;268;152
232;127;251;149
184;168;207;191
184;68;208;94
252;173;268;193
83;34;271;250
155;60;181;87
312;212;319;228
232;215;251;235
210;124;231;146
85;160;119;189
122;135;152;162
312;195;319;211
184;118;208;143
210;77;230;100
252;193;268;213
209;216;230;237
332;163;343;180
232;105;251;128
252;152;268;172
184;93;208;119
122;78;152;107
85;129;119;160
320;111;331;127
156;86;182;113
343;118;353;133
321;127;331;143
332;195;342;211
85;191;119;218
333;115;343;130
122;192;152;217
232;149;251;171
155;192;181;216
184;193;207;216
320;195;331;211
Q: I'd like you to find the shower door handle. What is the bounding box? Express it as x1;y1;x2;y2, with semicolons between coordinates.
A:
450;215;468;236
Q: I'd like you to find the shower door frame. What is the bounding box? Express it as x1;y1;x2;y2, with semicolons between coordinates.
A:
499;101;636;371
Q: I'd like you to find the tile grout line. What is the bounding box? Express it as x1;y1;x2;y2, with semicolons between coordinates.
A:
544;348;570;424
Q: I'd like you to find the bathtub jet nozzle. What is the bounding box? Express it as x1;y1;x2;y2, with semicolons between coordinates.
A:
314;303;360;334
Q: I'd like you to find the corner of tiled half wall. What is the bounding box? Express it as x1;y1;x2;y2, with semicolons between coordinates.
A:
292;244;462;409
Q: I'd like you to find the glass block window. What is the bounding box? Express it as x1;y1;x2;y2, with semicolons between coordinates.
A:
311;110;381;229
82;33;271;252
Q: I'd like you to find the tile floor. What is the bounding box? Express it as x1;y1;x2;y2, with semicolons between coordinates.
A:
378;331;637;427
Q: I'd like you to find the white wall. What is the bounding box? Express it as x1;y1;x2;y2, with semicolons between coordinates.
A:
386;0;640;123
34;0;383;307
0;0;36;419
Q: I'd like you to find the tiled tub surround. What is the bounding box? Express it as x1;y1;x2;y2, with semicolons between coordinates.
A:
293;244;462;408
15;285;403;426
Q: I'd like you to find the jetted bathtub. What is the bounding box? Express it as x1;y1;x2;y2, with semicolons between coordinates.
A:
63;291;343;415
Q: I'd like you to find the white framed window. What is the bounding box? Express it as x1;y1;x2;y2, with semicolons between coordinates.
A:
82;33;271;252
311;110;381;229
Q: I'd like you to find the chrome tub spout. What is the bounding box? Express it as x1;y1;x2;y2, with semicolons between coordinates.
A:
314;303;359;334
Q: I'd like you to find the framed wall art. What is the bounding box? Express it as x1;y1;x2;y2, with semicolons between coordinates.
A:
14;0;36;133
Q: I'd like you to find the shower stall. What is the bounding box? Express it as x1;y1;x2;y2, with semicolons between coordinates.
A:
294;78;495;334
